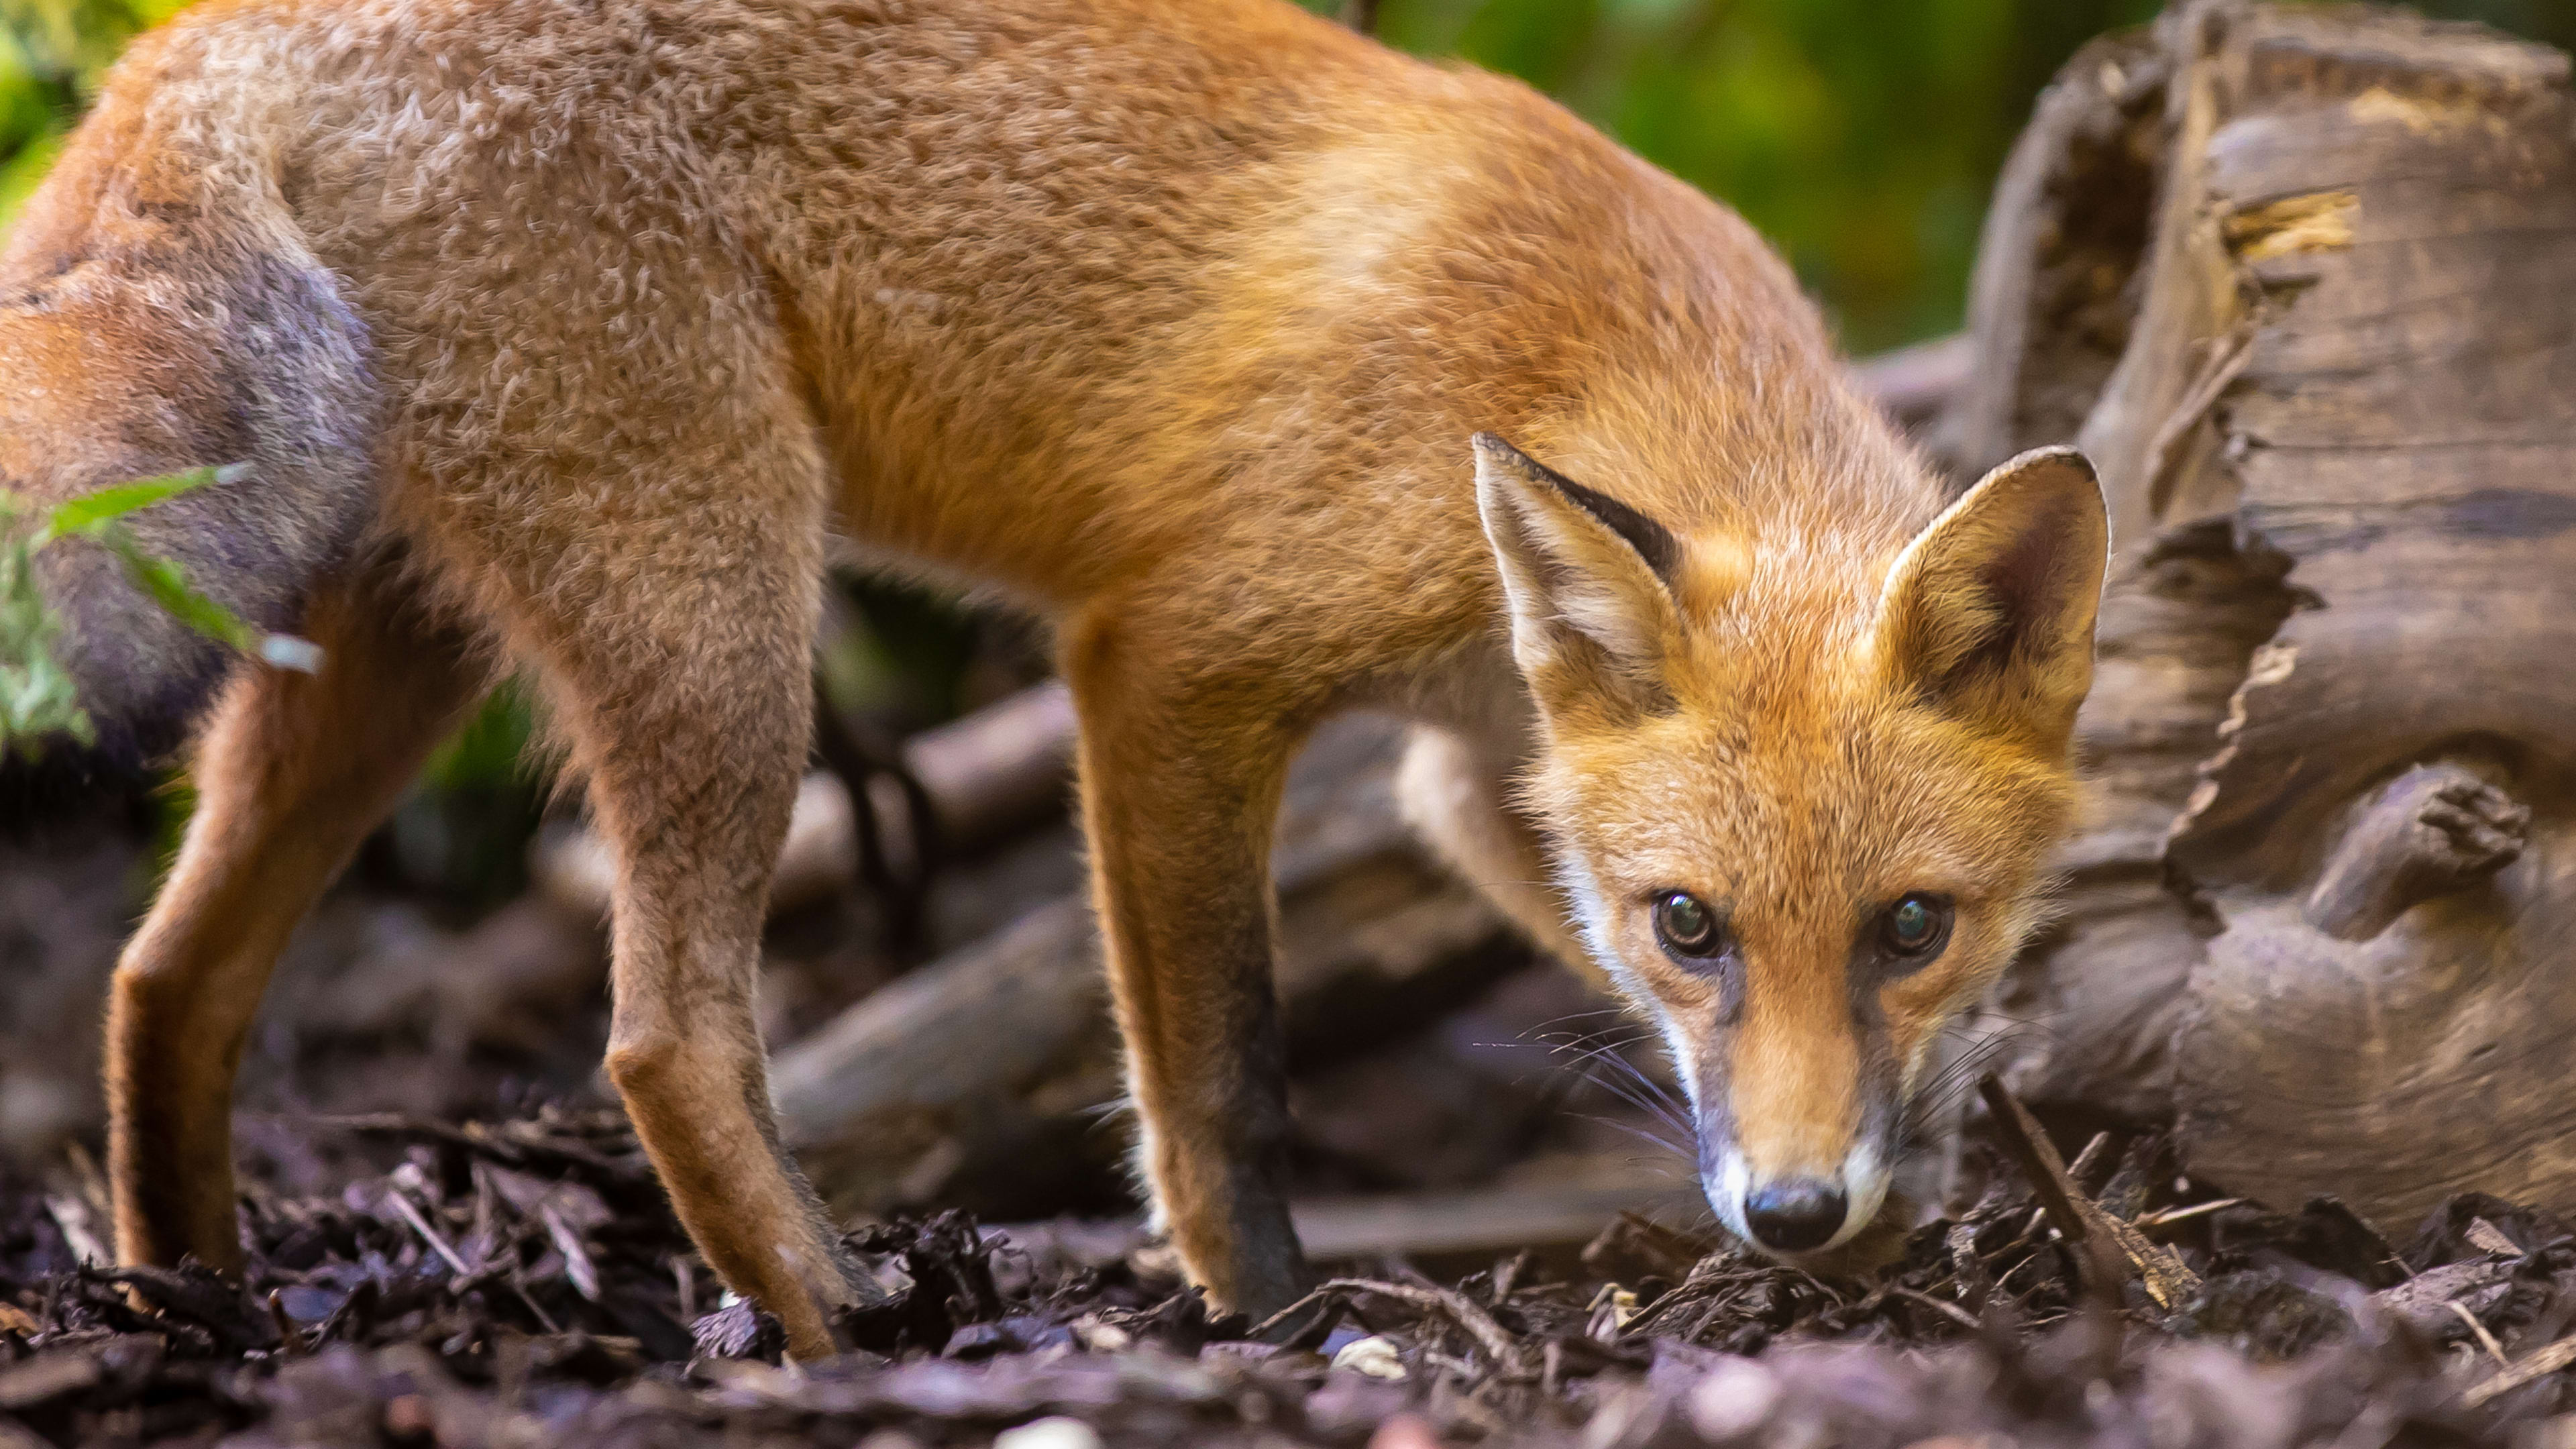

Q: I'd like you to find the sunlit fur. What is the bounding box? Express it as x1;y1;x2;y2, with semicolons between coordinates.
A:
0;0;2104;1356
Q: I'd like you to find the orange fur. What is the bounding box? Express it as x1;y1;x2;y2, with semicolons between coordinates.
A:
0;0;2105;1355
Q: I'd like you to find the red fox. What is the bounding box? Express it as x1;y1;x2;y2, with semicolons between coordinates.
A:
1;0;2106;1358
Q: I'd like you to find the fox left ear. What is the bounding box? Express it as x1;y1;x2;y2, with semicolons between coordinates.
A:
1875;447;2108;743
1474;432;1683;722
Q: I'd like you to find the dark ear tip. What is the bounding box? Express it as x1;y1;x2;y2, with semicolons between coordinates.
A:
1472;432;1552;489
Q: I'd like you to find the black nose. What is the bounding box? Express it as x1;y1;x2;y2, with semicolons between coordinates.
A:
1743;1180;1848;1252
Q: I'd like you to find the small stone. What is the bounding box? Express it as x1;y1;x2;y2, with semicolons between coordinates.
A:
1332;1335;1409;1381
380;1394;435;1444
993;1417;1105;1449
1369;1413;1442;1449
1686;1356;1782;1442
1075;1317;1133;1352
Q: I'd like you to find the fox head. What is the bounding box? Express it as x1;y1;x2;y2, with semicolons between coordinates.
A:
1474;431;2107;1256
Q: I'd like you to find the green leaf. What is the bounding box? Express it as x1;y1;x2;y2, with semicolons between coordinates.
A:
34;464;225;543
97;526;258;650
0;470;326;745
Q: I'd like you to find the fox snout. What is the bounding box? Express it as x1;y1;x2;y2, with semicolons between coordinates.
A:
1744;1181;1847;1253
1694;1014;1898;1257
1703;1132;1890;1256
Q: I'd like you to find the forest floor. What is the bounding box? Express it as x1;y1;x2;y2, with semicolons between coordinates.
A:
3;1100;2571;1448
7;720;2576;1447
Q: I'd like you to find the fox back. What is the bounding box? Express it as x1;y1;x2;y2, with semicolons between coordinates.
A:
6;0;2106;1354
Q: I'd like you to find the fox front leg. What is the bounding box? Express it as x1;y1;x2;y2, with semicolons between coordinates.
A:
1061;605;1316;1321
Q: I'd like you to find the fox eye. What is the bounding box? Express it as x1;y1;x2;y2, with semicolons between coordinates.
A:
1653;891;1725;960
1881;893;1953;959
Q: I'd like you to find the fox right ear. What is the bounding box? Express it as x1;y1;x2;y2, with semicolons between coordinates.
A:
1474;432;1682;724
1874;446;2108;746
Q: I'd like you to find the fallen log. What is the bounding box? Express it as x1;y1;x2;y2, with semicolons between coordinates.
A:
1289;1170;1705;1266
905;680;1079;851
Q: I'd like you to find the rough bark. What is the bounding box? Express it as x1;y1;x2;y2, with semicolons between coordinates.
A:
1945;0;2576;1232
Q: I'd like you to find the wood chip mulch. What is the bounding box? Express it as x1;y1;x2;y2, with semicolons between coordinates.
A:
5;1097;2572;1447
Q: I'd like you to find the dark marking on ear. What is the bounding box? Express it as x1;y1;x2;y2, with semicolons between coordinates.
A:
1473;431;1680;586
1554;473;1680;586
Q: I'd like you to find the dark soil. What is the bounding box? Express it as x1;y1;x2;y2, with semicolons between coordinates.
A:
4;1106;2569;1448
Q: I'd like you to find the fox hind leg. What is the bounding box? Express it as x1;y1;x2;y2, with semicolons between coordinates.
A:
109;564;487;1273
465;430;861;1358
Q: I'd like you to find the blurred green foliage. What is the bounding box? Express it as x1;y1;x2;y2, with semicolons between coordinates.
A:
1354;0;2155;347
382;679;546;911
1328;0;2576;350
0;0;185;225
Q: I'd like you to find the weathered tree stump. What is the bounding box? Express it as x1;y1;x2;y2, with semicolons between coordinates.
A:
1947;0;2576;1231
